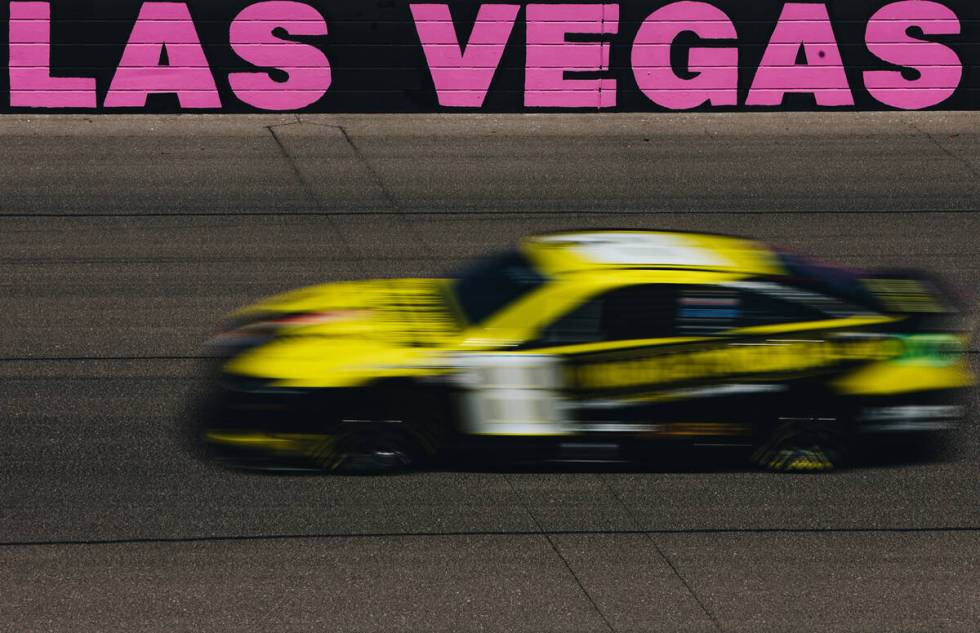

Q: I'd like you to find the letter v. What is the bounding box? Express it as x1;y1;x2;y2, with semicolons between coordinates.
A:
411;4;519;107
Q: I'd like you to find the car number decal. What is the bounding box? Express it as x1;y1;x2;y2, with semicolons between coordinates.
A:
453;354;572;436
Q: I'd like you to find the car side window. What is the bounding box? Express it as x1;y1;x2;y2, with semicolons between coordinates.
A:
676;287;741;335
676;285;833;335
535;282;844;347
537;298;604;345
536;285;681;345
735;289;828;328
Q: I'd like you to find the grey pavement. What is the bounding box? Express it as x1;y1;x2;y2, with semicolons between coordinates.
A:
1;113;979;632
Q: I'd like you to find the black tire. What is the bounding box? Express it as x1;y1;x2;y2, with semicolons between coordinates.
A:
315;381;457;474
752;415;849;473
319;421;423;474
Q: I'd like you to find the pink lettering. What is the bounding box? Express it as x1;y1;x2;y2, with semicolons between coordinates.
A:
8;2;96;108
104;2;220;109
229;1;331;110
525;4;618;108
411;4;520;108
864;1;961;110
746;3;853;107
631;2;737;110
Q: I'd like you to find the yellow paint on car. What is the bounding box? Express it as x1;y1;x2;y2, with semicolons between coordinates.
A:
216;230;973;400
833;360;975;395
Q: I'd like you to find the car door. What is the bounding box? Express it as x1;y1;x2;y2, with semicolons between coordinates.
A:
545;283;728;433
456;283;702;436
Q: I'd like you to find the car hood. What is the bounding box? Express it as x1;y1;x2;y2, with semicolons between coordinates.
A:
231;277;461;342
218;278;464;387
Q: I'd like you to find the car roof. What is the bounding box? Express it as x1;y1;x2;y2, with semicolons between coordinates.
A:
520;230;783;277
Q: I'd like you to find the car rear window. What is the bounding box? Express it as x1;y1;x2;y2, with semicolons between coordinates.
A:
775;251;875;307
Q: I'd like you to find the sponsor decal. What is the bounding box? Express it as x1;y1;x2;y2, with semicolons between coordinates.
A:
571;336;906;389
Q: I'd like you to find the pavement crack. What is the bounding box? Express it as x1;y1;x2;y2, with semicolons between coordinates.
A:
333;124;435;257
266;124;321;209
905;119;980;181
545;533;617;633
645;536;726;633
601;476;725;632
265;123;356;259
505;477;616;632
335;125;400;214
272;120;432;258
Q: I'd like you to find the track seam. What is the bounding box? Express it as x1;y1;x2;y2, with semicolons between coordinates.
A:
646;539;725;633
281;117;436;259
3;526;978;548
904;119;980;181
335;124;400;214
0;355;211;362
505;478;616;632
266;121;321;211
332;123;437;258
1;209;979;218
601;476;725;632
288;115;433;255
266;121;358;260
545;534;617;632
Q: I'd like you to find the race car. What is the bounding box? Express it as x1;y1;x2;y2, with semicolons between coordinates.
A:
192;230;973;473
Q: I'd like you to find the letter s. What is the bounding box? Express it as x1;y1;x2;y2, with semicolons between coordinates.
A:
864;1;961;110
229;1;331;111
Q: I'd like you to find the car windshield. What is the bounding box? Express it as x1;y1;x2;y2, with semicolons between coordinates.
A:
451;250;547;324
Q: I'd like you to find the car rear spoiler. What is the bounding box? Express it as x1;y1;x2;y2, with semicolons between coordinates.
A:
860;269;974;337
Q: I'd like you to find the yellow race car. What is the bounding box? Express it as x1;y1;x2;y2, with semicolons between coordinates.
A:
192;230;973;473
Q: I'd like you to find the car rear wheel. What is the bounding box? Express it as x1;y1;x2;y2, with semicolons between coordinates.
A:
752;415;848;473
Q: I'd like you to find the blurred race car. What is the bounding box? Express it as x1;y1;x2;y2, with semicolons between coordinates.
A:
193;230;973;473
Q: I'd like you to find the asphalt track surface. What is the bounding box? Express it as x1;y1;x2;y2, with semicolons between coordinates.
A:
2;113;979;632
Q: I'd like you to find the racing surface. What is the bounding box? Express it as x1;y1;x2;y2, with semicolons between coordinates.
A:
2;113;980;631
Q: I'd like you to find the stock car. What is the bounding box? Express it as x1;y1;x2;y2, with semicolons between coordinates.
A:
193;230;973;473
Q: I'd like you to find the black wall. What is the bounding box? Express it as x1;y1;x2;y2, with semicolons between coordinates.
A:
3;0;978;112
